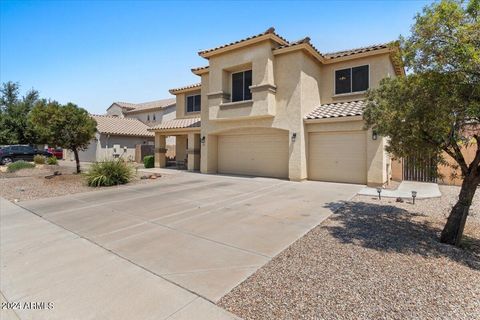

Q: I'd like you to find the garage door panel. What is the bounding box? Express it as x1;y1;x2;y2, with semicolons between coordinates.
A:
309;131;367;184
218;132;288;179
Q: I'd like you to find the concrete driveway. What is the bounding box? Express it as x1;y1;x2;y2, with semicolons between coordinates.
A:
2;172;362;319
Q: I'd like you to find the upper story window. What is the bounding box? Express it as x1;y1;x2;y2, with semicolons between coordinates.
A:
232;70;252;102
186;94;201;113
335;65;369;95
153;114;156;121
147;114;150;121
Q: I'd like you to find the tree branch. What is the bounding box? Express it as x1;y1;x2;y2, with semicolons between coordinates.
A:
450;141;469;175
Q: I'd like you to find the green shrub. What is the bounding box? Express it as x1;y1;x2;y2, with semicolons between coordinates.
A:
33;154;45;164
46;156;58;165
7;160;35;172
143;155;154;168
85;159;134;187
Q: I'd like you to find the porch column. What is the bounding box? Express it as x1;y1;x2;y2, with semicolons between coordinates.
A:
176;135;187;164
187;133;201;171
154;133;166;168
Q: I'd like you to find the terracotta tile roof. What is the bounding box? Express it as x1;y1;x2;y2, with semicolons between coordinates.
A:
305;100;366;120
92;115;154;137
198;27;289;56
112;102;137;110
324;43;390;59
149;118;201;130
125;98;176;113
274;37;324;58
111;98;176;113
169;83;201;94
191;66;209;72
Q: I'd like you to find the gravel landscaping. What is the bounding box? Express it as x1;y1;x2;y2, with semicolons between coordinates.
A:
0;164;164;202
219;185;480;320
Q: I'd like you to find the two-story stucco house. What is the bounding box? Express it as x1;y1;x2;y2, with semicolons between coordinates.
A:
150;28;404;186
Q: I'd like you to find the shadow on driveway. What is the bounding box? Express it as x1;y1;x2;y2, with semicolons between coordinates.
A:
323;201;480;271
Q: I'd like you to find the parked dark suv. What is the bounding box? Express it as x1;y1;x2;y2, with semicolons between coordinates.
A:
0;145;53;165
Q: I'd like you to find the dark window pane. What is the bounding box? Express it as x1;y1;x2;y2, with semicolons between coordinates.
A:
194;95;201;112
335;68;351;94
352;65;369;92
244;70;252;100
186;96;194;112
232;72;244;102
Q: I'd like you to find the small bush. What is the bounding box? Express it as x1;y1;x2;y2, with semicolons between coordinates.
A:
7;160;35;172
33;155;46;164
46;156;58;165
85;159;134;187
143;155;154;168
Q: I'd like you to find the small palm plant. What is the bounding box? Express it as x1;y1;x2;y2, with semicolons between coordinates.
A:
84;159;134;187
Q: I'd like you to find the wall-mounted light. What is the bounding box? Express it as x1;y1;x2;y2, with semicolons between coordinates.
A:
291;132;297;143
372;130;378;140
201;136;206;145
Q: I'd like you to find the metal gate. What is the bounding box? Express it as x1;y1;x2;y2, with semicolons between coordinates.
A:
403;156;438;182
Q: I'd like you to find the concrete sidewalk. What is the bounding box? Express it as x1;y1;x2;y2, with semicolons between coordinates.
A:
0;197;239;320
358;181;441;199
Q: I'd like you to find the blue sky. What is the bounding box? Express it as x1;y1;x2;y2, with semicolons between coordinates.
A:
1;0;432;114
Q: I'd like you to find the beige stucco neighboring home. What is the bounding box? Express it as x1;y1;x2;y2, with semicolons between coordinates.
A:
69;115;155;162
107;98;176;147
150;27;404;186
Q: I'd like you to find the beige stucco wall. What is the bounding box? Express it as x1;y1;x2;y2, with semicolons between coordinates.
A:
106;104;125;117
68;133;153;163
320;53;396;104
128;105;176;124
181;38;397;184
200;41;325;181
175;90;202;119
306;119;388;186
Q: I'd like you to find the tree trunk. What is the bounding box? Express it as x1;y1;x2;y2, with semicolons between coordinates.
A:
440;173;479;246
73;149;81;174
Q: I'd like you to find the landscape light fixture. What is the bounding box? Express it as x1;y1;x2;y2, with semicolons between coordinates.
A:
292;132;297;143
372;130;378;140
412;190;417;204
376;187;382;200
201;136;206;145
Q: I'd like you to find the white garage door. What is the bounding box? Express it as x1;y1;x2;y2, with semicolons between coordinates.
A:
218;131;289;179
309;131;367;184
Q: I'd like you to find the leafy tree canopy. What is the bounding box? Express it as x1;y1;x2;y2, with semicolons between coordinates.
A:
0;81;40;145
364;0;479;246
29;101;96;173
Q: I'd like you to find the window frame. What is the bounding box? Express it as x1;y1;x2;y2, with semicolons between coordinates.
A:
231;69;252;102
185;94;201;113
334;64;370;95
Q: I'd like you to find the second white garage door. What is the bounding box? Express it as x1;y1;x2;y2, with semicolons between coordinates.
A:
308;131;367;184
218;130;289;179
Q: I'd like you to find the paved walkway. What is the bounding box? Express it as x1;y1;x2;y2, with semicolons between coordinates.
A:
0;197;239;320
358;181;441;199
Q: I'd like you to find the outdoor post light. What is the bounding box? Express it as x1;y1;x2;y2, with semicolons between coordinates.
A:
372;130;378;140
201;136;206;145
412;190;417;204
292;132;297;143
376;187;382;200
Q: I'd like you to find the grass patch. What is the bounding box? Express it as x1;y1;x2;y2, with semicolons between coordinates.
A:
7;161;35;172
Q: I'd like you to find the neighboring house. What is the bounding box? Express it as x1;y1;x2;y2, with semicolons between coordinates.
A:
71;115;155;162
150;27;404;186
107;98;176;149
